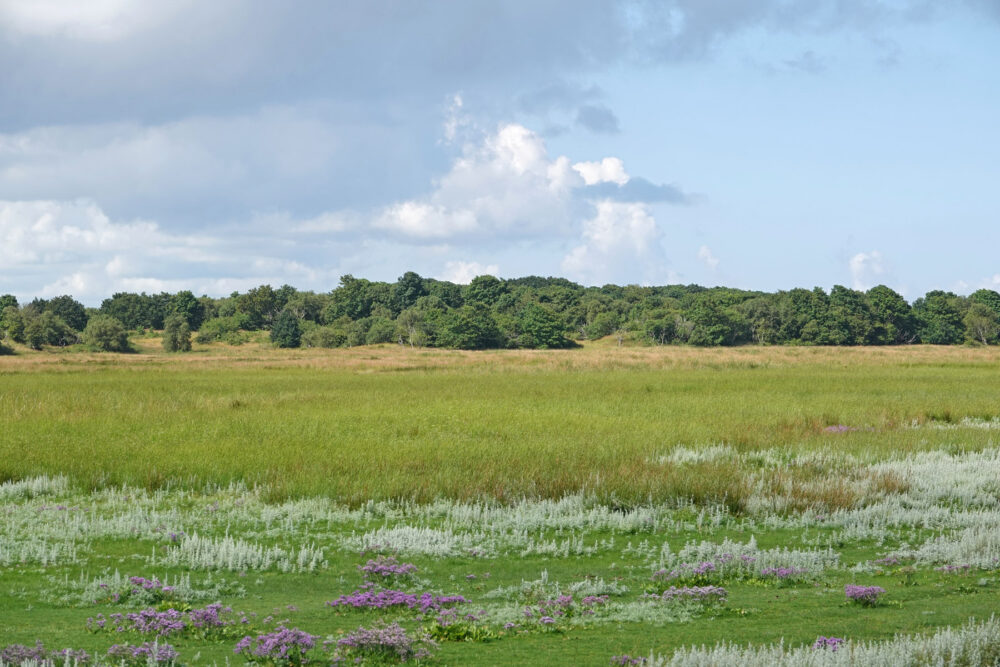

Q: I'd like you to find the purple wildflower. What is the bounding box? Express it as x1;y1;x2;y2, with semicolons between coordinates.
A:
234;626;315;665
845;584;886;606
813;636;846;651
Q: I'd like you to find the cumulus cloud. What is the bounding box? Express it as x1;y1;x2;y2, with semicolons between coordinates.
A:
849;250;886;290
0;198;348;303
572;157;629;186
697;245;719;270
561;201;663;285
374;123;581;240
439;261;501;285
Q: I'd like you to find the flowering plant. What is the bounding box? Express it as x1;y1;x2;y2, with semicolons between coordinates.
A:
845;584;886;607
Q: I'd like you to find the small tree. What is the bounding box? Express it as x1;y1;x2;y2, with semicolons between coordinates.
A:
162;314;192;352
83;315;130;352
964;303;999;345
270;310;302;348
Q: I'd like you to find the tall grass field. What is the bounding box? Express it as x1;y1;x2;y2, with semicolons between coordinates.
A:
2;341;1000;665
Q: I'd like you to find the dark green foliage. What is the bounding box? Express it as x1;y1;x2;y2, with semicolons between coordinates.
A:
162;314;192;352
301;322;348;348
687;293;749;346
196;316;247;343
438;304;502;349
0;294;19;312
364;316;396;345
270;310;302;348
10;275;1000;352
21;311;78;349
168;290;205;330
284;291;328;323
393;271;428;312
82;315;130;352
516;303;573;349
585;311;620;339
868;285;917;344
913;291;966;344
99;292;166;330
324;275;374;321
0;305;26;343
463;275;507;304
969;289;1000;316
45;295;88;331
236;285;282;330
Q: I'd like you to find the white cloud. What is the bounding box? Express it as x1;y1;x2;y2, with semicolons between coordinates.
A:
374;123;587;240
697;245;719;270
572;157;629;186
0;198;348;303
849;250;886;290
0;0;187;40
439;261;500;285
561;201;661;285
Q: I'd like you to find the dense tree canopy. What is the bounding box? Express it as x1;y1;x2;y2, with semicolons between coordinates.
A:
3;273;999;352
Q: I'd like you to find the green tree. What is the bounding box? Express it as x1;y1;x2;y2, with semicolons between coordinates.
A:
438;304;502;349
516;303;572;349
867;285;916;344
585;311;620;340
463;275;507;305
395;307;432;347
1;305;26;343
913;291;965;344
162;314;192;352
168;290;205;330
196;316;247;343
393;271;428;312
969;289;1000;316
963;303;999;345
270;310;302;348
236;285;281;330
364;316;396;344
324;275;373;321
83;315;130;352
825;285;876;345
0;294;19;312
100;292;163;330
46;295;88;331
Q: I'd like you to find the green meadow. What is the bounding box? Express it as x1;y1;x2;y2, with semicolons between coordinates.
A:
2;341;1000;665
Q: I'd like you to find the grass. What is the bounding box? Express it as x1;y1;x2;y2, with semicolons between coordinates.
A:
2;341;1000;504
3;341;1000;664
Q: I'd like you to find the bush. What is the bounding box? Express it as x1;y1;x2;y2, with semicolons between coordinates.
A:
301;324;347;348
83;315;131;352
162;314;192;352
270;310;302;348
195;316;246;344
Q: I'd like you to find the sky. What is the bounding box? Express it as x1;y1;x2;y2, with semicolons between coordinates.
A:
1;0;998;305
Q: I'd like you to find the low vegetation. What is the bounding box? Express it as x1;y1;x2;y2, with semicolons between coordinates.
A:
2;344;1000;664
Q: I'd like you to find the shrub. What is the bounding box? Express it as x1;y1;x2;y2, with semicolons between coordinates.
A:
195;316;245;343
82;315;130;352
162;315;192;352
270;310;302;348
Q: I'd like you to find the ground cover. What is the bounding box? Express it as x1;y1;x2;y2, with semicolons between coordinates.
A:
1;343;1000;665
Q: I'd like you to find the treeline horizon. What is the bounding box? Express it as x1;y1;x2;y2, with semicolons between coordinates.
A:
2;272;1000;352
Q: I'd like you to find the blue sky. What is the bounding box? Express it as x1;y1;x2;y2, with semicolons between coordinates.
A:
1;1;998;304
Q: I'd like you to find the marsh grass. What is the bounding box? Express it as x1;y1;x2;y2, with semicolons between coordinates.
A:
3;344;1000;506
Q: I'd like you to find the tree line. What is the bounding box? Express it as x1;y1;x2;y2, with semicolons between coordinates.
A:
2;273;1000;353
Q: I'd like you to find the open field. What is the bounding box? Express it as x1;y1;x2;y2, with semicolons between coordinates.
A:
2;343;1000;665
